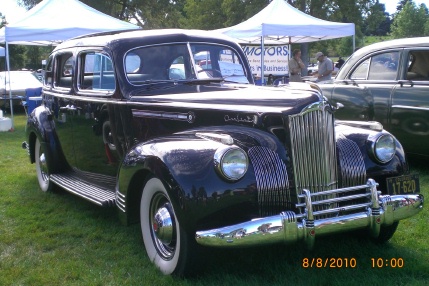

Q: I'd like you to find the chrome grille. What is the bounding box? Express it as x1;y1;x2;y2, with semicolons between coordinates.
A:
248;146;292;216
336;134;366;187
289;102;338;213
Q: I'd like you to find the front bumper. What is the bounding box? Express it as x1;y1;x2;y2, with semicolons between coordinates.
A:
195;179;424;248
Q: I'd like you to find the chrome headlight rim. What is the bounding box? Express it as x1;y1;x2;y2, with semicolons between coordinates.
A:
214;146;248;181
370;133;396;164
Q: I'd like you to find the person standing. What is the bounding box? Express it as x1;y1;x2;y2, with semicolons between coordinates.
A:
312;51;333;82
335;56;345;69
288;49;305;82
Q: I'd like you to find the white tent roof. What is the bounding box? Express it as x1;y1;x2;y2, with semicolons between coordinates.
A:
215;0;355;44
0;0;139;45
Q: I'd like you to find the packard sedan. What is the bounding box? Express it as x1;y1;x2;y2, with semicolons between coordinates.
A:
23;29;423;276
318;37;429;157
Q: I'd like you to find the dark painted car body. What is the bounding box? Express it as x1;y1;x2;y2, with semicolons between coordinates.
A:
318;37;429;156
23;29;423;276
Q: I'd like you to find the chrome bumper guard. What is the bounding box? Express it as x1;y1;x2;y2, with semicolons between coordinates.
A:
195;179;424;248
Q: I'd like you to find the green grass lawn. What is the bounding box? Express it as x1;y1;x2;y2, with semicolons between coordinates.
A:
1;112;428;285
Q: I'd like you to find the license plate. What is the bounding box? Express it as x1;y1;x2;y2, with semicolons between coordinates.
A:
386;174;420;195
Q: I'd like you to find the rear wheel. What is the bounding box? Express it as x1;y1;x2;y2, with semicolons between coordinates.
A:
140;177;196;276
35;137;55;192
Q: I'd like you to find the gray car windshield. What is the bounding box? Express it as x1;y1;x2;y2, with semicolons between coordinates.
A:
124;43;249;85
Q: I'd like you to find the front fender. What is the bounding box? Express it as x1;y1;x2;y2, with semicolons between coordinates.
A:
117;126;288;229
335;121;408;193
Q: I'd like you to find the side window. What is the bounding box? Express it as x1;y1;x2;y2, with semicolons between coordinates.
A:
125;52;141;74
54;53;74;89
350;59;369;80
368;52;399;80
44;56;53;86
78;52;115;92
406;50;429;81
169;56;187;80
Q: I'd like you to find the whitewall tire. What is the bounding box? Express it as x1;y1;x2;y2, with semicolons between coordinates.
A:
140;177;195;276
35;137;54;192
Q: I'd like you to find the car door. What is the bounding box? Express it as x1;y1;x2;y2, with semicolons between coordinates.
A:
390;48;429;156
326;50;402;129
44;52;76;169
71;50;120;184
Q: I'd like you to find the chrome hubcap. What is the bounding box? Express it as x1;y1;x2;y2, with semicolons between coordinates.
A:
150;194;176;259
38;151;49;181
153;205;174;245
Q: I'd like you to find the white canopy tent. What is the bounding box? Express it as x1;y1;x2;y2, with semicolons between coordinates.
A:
0;0;139;130
214;0;355;82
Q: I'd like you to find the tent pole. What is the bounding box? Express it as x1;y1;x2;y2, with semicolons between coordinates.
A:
261;36;265;85
6;42;14;131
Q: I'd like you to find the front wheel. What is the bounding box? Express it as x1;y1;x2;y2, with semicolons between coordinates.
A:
140;177;196;276
35;137;55;192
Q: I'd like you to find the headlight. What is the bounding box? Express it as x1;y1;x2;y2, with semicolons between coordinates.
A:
214;146;248;181
372;134;396;163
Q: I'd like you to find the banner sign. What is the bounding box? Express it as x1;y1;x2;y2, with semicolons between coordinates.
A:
242;45;290;76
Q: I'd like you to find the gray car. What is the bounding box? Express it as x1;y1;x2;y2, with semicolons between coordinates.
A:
318;37;429;156
0;70;43;110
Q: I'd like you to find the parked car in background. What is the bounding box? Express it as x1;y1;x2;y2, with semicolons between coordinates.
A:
23;29;423;276
0;70;43;110
318;37;429;157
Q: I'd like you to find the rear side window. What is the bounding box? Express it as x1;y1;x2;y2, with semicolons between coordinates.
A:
78;52;116;92
44;56;54;86
406;50;429;81
54;53;73;89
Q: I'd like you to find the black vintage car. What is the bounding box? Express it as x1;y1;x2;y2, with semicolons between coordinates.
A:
318;37;429;157
23;29;423;276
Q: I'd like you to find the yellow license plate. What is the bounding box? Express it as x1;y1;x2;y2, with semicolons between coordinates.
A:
386;174;420;195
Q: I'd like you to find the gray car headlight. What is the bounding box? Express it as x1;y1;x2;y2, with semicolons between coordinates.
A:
214;146;248;181
372;134;396;163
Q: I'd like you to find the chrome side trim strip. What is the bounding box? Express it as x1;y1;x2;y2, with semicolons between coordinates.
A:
132;109;195;123
391;105;429;111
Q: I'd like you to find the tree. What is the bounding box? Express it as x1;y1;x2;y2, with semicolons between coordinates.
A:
391;1;429;38
364;1;390;36
0;12;6;28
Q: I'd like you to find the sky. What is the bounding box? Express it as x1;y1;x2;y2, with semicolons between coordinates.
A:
379;0;428;15
1;0;429;23
1;0;27;23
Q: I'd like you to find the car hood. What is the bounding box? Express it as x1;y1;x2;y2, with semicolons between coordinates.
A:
128;83;323;116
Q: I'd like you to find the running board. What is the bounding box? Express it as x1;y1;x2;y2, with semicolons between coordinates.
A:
50;173;116;207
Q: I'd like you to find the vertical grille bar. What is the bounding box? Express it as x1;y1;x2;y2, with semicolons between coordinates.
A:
289;102;338;212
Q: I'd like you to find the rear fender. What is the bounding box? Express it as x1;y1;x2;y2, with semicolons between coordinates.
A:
26;105;69;173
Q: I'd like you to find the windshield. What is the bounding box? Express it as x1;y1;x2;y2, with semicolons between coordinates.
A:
124;43;250;85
